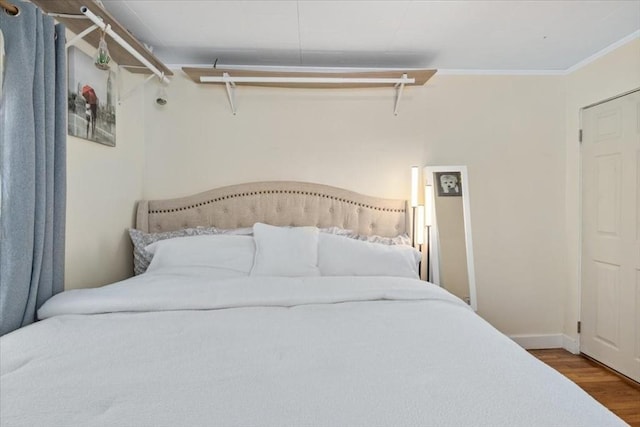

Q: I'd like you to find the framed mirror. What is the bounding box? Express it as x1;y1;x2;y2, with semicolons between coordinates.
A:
423;165;477;311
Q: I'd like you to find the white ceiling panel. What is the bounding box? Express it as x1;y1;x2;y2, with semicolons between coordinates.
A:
102;0;640;70
154;47;302;66
109;1;300;50
100;1;164;47
298;1;410;51
300;50;430;68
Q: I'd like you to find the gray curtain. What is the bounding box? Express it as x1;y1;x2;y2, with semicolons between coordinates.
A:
0;3;66;336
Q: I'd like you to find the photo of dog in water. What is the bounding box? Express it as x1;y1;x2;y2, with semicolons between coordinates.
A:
435;172;462;197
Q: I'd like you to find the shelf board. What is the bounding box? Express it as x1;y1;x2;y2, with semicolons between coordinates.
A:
183;67;436;89
31;0;172;77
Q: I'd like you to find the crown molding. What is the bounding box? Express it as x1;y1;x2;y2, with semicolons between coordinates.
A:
565;30;640;74
436;69;565;76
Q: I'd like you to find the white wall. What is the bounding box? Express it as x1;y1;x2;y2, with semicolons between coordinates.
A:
62;33;639;340
563;38;640;344
143;72;567;336
64;37;146;290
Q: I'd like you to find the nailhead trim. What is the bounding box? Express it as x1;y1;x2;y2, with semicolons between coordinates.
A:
148;190;405;214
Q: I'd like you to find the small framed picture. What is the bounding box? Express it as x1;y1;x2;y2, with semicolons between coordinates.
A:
67;46;117;147
435;171;462;197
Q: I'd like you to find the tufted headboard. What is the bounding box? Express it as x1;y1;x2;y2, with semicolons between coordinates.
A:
136;181;409;237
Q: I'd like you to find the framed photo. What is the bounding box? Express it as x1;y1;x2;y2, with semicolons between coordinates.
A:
67;46;116;147
435;171;462;197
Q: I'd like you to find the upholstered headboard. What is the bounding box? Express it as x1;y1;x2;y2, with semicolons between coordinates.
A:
136;181;409;237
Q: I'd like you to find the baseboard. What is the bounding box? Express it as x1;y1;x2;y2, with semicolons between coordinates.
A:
510;334;563;350
510;334;581;353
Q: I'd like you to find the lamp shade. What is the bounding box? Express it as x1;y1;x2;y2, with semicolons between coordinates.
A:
416;205;425;245
424;184;434;226
411;166;419;207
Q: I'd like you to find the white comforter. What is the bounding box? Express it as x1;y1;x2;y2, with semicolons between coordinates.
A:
1;270;625;427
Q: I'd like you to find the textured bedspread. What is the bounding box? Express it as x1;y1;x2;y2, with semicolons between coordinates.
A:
0;271;626;426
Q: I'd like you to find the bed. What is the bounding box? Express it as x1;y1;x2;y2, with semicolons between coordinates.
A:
0;182;626;426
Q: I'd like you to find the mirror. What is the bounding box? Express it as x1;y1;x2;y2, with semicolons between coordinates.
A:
423;165;477;310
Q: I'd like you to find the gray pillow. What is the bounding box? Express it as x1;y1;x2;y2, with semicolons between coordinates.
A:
320;226;412;246
128;227;253;275
353;233;412;246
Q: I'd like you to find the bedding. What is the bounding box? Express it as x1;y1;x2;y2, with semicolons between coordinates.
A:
129;226;253;275
145;234;255;276
1;270;624;426
251;223;320;277
318;232;420;278
352;233;411;245
131;225;411;276
321;226;412;246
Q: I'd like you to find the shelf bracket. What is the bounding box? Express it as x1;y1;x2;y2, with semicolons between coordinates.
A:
65;23;98;49
394;74;408;116
118;73;155;104
223;72;237;115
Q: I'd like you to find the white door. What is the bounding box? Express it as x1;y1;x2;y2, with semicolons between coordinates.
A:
581;90;640;382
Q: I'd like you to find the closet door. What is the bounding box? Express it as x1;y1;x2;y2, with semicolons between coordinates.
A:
581;90;640;382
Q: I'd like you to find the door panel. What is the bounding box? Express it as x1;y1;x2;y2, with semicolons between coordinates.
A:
594;262;620;349
595;154;620;236
581;90;640;382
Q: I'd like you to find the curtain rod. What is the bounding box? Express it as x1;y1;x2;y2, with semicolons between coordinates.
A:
42;6;170;84
79;6;170;85
200;75;416;85
0;0;19;15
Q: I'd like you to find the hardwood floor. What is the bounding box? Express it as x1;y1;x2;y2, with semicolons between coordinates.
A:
530;349;640;427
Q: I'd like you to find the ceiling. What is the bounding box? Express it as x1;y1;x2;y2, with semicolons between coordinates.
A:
100;0;640;71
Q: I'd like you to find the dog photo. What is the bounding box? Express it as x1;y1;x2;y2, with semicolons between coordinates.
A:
435;172;462;196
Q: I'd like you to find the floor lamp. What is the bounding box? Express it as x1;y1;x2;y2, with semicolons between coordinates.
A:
410;166;419;247
411;166;427;279
416;205;425;277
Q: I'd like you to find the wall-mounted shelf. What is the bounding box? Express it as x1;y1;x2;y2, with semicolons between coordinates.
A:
30;0;172;79
183;68;436;89
183;67;437;115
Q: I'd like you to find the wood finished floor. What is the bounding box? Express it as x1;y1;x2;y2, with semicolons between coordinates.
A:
530;349;640;427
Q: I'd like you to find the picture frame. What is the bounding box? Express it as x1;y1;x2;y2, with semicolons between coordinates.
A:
435;171;462;197
67;46;116;147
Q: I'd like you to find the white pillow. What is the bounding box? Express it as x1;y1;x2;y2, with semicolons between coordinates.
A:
318;233;420;278
145;235;255;275
250;223;320;277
